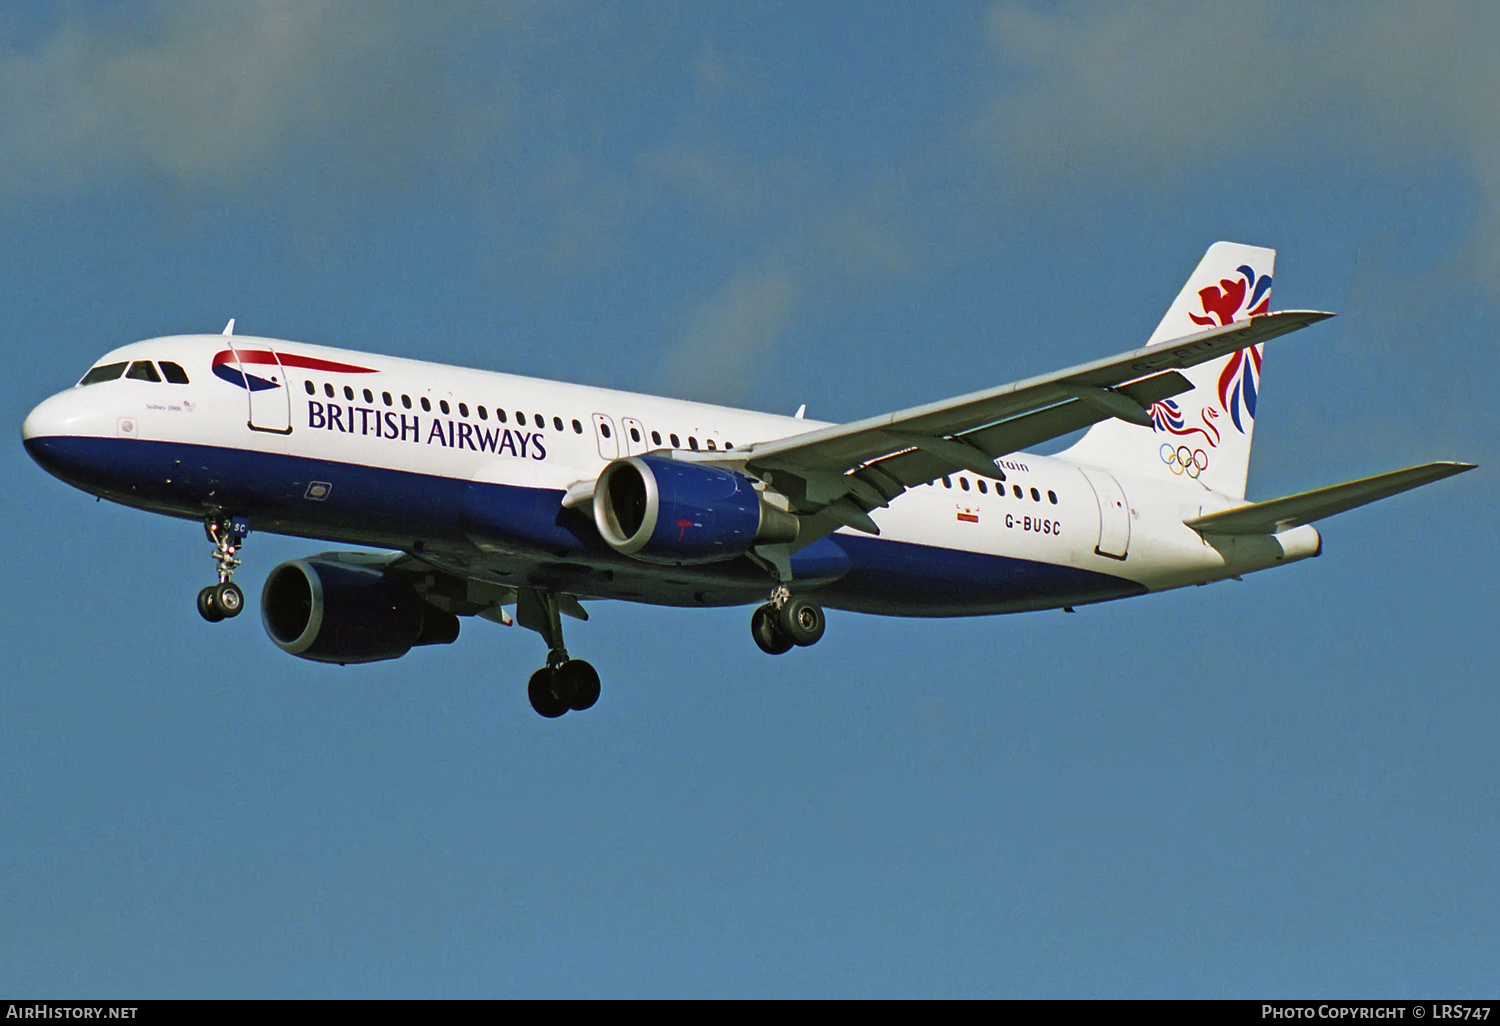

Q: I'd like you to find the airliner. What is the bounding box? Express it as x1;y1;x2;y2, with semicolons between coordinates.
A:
21;243;1474;717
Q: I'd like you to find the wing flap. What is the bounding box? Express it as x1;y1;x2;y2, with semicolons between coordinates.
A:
766;368;1193;504
738;311;1329;476
1185;461;1476;535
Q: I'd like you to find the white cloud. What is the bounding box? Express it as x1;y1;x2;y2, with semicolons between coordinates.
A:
659;263;803;402
974;1;1500;286
0;2;521;194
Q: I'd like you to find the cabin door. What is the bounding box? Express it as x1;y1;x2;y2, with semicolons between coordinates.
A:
1079;467;1130;560
223;341;293;434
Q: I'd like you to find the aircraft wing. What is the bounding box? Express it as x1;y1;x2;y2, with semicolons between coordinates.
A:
1184;461;1476;535
690;310;1331;539
316;550;589;626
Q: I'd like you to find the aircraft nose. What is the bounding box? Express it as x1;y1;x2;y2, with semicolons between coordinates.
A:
23;392;67;475
21;389;107;482
21;394;60;444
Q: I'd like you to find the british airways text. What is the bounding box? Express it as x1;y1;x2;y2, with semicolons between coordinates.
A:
306;400;547;459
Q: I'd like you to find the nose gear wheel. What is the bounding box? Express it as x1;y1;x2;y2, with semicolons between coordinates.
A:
198;515;247;622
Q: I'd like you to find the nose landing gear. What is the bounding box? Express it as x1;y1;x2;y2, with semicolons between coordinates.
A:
197;515;247;623
751;585;826;655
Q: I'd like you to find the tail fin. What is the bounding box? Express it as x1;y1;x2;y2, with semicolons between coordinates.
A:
1061;241;1275;499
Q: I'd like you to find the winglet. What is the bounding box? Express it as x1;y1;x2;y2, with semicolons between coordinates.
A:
222;319;236;336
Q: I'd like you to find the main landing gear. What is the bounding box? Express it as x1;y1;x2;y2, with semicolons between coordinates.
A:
516;587;600;718
751;585;825;655
197;515;247;623
527;653;601;719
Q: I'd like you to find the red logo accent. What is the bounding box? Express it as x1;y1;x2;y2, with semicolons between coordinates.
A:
213;350;377;374
212;348;380;391
1190;277;1248;327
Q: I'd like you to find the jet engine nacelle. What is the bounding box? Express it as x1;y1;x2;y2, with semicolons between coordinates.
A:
592;456;798;565
261;557;460;664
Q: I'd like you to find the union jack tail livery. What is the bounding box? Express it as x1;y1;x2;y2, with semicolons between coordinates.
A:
1064;241;1274;500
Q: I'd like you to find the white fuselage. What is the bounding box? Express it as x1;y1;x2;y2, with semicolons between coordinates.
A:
22;334;1321;617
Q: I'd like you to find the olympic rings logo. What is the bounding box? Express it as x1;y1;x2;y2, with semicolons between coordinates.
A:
1160;442;1209;478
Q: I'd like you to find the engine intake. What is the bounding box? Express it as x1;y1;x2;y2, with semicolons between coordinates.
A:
593;456;797;564
261;557;460;664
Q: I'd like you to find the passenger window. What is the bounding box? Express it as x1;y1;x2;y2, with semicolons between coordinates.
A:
573;420;583;434
324;383;335;398
651;430;662;446
1013;485;1023;499
942;476;951;488
629;427;641;442
363;388;374;403
126;361;161;382
458;403;468;418
79;362;127;385
688;436;699;451
670;433;680;447
959;477;970;491
977;480;987;494
478;406;488;420
706;439;717;451
344;385;354;400
554;417;563;432
159;362;190;384
402;394;412;409
304;380;315;395
440;400;450;415
497;409;507;423
1031;487;1041;502
515;411;524;424
1048;490;1058;505
724;442;733;450
600;423;612;439
421;397;431;412
382;392;392;407
534;414;544;428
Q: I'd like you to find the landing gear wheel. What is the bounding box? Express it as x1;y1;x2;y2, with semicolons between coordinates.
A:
199;515;247;625
197;586;225;623
556;659;601;711
752;604;794;655
778;596;826;647
212;581;244;618
528;667;569;718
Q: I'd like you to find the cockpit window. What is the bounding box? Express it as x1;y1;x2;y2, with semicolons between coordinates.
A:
159;361;190;384
126;361;162;383
79;362;127;385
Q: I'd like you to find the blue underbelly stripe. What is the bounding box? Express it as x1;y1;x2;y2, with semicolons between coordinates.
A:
24;434;1144;613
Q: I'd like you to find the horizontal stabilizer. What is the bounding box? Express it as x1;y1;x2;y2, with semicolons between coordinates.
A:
1185;461;1476;535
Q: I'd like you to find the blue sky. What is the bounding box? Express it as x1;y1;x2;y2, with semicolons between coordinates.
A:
2;2;1495;997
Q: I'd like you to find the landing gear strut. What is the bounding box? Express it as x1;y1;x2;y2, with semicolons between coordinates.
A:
751;584;825;655
197;515;247;623
517;587;600;718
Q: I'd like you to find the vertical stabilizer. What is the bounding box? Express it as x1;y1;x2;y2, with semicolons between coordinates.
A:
1061;241;1275;500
